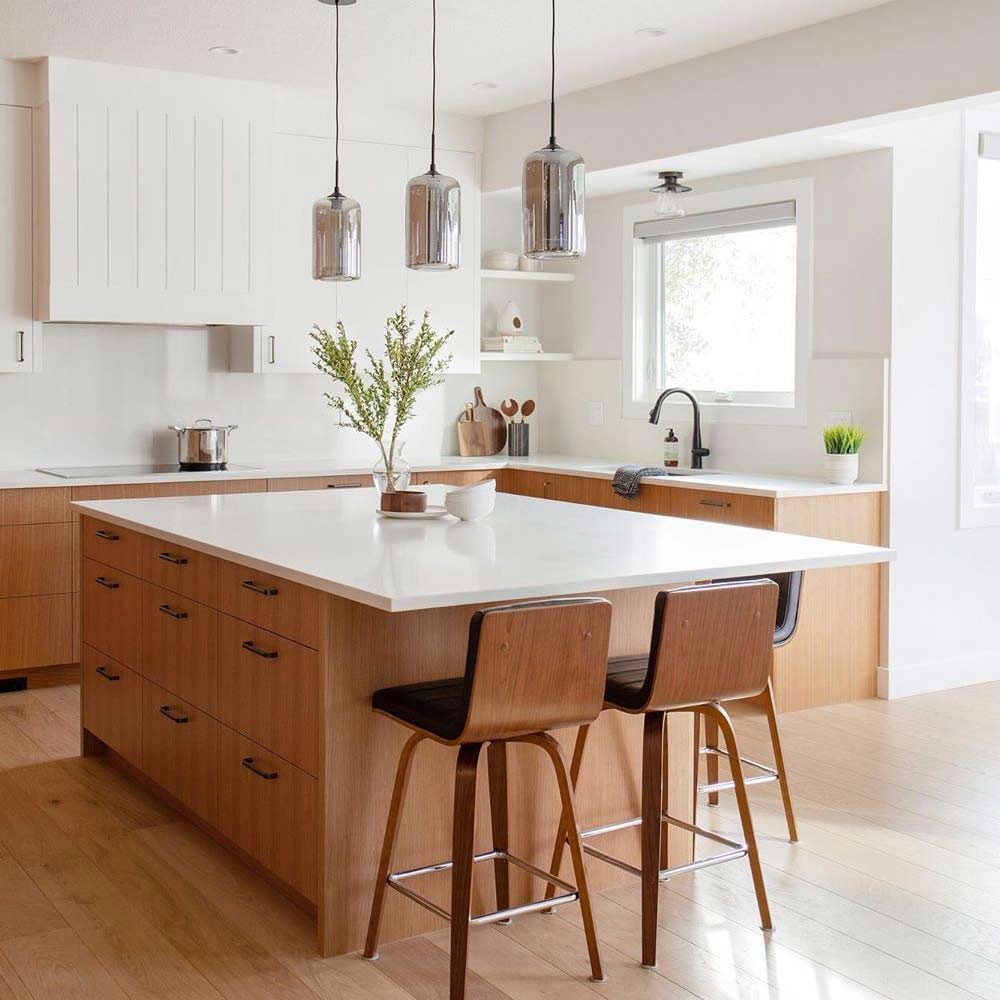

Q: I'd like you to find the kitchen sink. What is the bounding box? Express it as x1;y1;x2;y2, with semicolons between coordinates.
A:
583;464;723;477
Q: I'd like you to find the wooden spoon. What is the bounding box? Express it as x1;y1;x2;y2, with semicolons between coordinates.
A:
500;398;519;420
520;399;536;422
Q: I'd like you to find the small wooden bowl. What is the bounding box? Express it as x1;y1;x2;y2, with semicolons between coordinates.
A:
379;490;428;513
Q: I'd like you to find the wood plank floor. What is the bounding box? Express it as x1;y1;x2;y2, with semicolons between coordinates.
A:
0;683;997;999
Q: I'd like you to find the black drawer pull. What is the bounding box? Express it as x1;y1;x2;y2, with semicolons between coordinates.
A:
95;576;120;589
159;705;189;724
326;482;362;489
158;604;189;620
94;529;119;541
95;665;120;682
241;580;278;597
242;640;278;659
697;499;730;509
242;757;278;780
158;552;189;566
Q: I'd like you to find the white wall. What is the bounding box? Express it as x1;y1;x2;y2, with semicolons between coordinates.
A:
525;151;892;481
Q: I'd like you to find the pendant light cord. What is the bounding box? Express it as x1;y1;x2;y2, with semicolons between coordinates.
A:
548;0;557;148
333;0;342;196
430;0;438;174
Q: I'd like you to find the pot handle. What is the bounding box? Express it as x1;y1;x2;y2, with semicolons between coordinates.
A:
194;418;214;427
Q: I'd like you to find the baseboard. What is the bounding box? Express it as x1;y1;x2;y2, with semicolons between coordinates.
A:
878;650;1000;699
0;662;80;689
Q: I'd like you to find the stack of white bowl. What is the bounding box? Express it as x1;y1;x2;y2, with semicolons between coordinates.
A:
482;250;519;271
444;479;497;521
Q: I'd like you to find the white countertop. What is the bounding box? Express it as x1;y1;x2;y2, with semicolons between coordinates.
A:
2;453;885;500
72;487;894;612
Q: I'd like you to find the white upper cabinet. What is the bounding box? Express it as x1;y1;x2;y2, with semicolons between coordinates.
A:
35;59;272;327
0;104;35;372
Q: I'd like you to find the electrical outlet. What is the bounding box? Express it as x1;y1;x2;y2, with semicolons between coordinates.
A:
584;401;604;427
827;409;853;426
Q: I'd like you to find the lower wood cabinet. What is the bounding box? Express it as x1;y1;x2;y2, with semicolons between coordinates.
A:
81;644;141;765
81;557;141;668
217;725;318;903
0;523;73;597
141;679;219;825
0;595;73;670
140;534;219;606
410;470;496;487
649;486;775;528
81;517;142;576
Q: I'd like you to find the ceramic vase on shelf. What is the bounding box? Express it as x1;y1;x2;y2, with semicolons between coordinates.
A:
497;300;524;337
824;452;859;485
372;440;411;494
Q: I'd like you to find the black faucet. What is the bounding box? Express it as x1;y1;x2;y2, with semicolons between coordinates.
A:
648;388;710;470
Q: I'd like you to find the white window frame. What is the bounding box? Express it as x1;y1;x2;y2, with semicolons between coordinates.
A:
621;178;813;425
959;111;1000;528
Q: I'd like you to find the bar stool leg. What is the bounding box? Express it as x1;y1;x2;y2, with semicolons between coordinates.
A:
704;715;720;806
542;723;590;905
641;711;665;969
451;743;484;1000
364;733;425;960
705;703;773;931
759;679;798;842
487;742;510;918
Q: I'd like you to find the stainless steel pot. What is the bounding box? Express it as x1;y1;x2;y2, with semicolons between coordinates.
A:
169;419;238;470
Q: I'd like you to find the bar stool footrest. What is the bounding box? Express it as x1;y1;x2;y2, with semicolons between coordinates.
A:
698;745;779;795
386;849;581;926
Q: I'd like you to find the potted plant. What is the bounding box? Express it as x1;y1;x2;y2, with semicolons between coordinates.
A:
311;307;452;493
822;423;865;485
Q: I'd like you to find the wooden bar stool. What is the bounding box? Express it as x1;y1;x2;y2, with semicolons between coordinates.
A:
546;580;778;970
363;597;614;1000
702;571;802;842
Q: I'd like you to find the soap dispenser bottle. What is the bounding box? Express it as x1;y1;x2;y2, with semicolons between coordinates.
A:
663;429;680;468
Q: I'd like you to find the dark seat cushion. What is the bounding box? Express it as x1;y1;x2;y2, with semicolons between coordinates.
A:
372;676;467;741
605;655;650;711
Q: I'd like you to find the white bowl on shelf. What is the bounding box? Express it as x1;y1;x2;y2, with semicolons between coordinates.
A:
483;250;519;271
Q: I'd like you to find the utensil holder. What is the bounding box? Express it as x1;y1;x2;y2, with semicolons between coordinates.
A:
508;423;529;456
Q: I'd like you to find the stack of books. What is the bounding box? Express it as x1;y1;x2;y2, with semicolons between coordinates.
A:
481;335;543;354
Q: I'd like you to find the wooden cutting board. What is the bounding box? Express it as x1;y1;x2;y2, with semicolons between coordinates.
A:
457;389;507;456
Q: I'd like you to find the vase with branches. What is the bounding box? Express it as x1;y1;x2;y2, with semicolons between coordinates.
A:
311;307;453;493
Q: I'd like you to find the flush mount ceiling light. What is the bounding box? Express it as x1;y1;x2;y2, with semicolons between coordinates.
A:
650;170;692;217
634;27;666;38
406;0;461;270
522;0;585;259
313;0;361;281
208;46;240;55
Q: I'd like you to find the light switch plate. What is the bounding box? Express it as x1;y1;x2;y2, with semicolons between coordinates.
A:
584;401;605;427
827;409;853;426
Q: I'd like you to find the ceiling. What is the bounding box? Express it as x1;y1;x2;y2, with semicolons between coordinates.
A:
2;0;897;117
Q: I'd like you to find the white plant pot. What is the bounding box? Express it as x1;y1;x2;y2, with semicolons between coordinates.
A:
824;453;859;485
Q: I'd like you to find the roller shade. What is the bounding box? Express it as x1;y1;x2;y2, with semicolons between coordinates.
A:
634;199;796;242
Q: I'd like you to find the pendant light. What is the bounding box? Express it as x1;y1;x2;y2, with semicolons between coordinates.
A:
313;0;361;282
651;171;692;218
406;0;461;270
522;0;585;259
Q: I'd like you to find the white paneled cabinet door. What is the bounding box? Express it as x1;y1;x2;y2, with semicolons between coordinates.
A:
0;105;34;373
405;147;480;374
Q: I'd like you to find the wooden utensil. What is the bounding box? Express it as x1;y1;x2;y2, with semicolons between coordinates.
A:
457;401;496;457
520;399;536;422
500;399;519;420
471;387;507;454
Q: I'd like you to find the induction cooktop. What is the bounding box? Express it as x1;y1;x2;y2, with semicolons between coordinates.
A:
37;463;261;479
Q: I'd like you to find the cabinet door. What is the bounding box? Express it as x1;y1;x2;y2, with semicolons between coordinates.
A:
0;105;34;372
406;147;479;374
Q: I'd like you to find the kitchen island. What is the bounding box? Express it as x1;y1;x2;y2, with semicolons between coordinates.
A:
72;486;893;956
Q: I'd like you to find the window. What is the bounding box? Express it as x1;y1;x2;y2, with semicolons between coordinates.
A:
623;180;812;423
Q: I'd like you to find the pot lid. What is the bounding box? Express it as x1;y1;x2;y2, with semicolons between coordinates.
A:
168;418;238;432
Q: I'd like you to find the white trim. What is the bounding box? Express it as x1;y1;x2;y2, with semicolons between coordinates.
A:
621;178;813;426
959;111;1000;528
878;650;1000;699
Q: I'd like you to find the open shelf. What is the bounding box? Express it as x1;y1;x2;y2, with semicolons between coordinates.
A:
479;352;574;363
481;269;574;283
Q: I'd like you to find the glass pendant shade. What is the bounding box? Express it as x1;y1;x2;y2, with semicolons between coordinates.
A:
313;191;361;281
406;169;461;270
654;192;686;218
522;142;585;259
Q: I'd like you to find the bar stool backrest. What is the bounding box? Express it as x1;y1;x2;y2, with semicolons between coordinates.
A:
720;571;803;647
457;598;614;743
641;580;778;711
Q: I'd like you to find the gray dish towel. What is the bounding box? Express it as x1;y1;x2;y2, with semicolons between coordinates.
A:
612;464;669;499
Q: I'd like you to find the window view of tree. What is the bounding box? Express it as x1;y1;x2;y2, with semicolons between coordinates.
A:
659;223;797;395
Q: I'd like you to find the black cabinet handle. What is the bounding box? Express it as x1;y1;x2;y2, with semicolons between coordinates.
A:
159;705;189;724
95;576;120;589
96;665;120;681
242;757;278;780
95;529;119;541
241;640;278;659
697;499;730;509
158;552;189;565
158;604;189;620
326;482;362;489
241;580;278;597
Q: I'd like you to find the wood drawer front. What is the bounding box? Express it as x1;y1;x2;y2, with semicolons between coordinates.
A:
81;644;141;765
411;470;496;487
0;488;71;525
217;615;318;775
81;517;141;576
140;583;218;714
140;535;218;606
554;474;638;511
500;469;556;499
81;557;141;668
267;474;372;492
72;479;268;513
141;679;219;825
217;725;317;902
0;523;73;597
665;489;775;529
0;595;73;669
217;560;320;649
